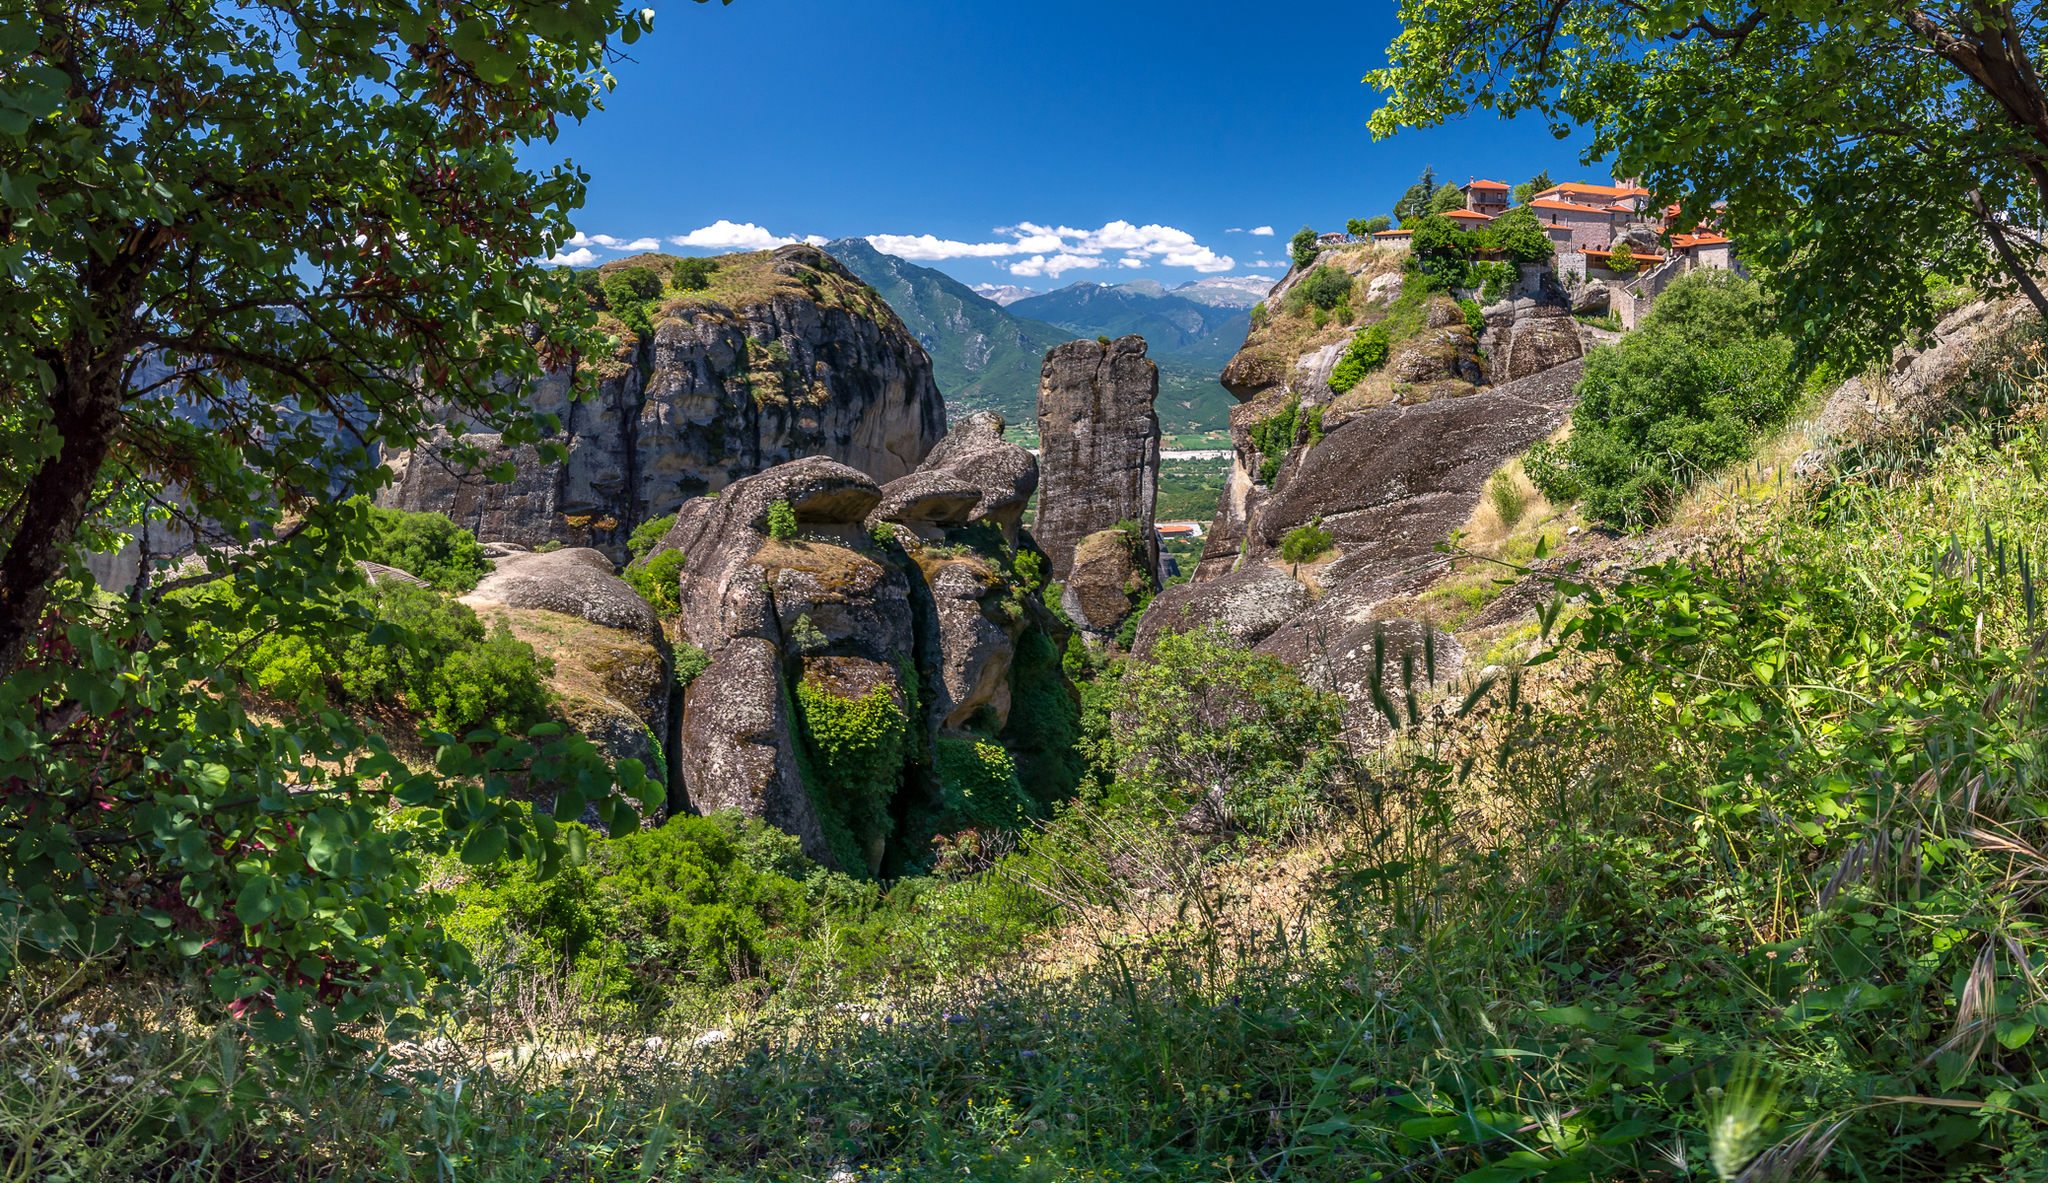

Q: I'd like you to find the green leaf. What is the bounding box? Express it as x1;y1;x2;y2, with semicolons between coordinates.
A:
459;824;508;866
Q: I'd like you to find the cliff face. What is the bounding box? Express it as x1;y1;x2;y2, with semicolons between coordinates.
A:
378;244;947;561
1158;248;1591;735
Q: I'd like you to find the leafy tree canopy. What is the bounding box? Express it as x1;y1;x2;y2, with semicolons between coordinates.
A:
0;0;685;1051
1289;226;1321;268
1369;0;2048;371
1513;169;1554;204
1391;166;1440;225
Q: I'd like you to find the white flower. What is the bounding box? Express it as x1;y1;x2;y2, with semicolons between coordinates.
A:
60;1065;78;1082
110;1075;136;1086
51;1033;67;1047
58;1012;79;1027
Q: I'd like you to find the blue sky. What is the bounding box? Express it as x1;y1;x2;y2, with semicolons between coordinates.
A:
541;0;1599;289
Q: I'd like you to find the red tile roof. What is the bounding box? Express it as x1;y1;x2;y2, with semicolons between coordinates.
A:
1442;209;1495;221
1373;228;1414;237
1462;179;1510;190
1528;198;1615;213
1536;182;1650;199
1670;233;1732;248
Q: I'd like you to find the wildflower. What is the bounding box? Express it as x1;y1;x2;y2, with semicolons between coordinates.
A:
61;1065;78;1082
110;1075;136;1086
59;1012;79;1027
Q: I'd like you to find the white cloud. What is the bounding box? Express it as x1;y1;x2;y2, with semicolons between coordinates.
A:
1225;227;1244;233
1008;253;1105;278
668;220;800;251
567;233;662;252
1247;260;1286;269
868;231;1064;259
804;234;829;246
545;247;600;267
1250;226;1274;236
869;220;1232;273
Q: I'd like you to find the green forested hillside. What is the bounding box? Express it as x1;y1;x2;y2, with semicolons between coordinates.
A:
823;237;1074;439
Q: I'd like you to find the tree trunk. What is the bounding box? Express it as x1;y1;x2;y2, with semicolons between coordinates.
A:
0;360;124;674
1969;188;2048;323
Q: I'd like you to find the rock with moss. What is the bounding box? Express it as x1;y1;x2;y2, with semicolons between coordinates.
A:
677;637;832;857
1060;527;1153;645
912;548;1026;732
1034;336;1162;583
378;244;946;563
459;547;675;797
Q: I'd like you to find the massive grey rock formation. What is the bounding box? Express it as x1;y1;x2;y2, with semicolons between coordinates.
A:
1157;361;1585;734
1034;337;1162;584
378;244;947;563
1481;277;1585;385
909;410;1038;541
648;447;1075;876
1813;296;2035;445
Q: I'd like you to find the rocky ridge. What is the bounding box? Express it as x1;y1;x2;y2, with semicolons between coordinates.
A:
378;245;947;564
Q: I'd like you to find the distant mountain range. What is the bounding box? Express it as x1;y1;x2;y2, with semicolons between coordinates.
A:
823;238;1072;436
825;239;1259;443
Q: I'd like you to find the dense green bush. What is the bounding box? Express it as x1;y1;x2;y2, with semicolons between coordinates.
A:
1523;271;1811;526
1329;324;1392;393
999;626;1085;812
766;498;798;539
794;678;909;876
933;735;1036;831
356;503;491;592
1248;398;1301;485
627;512;676;559
1289;226;1319;268
1294;264;1354;311
1457;297;1484;335
1347;214;1392;237
238;580;554;735
445;813;813;1002
1279;516;1334;563
624;547;683;615
671;255;718;291
1488;205;1553;263
1111;623;1345;828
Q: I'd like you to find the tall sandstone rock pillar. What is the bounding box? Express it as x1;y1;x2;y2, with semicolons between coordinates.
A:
1034;335;1162;584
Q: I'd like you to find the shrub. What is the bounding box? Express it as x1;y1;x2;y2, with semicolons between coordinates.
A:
1329;323;1391;393
1096;334;1111;345
445;813;813;999
766;499;798;539
1289;226;1319;268
627;512;676;560
671;255;719;291
673;642;712;689
1608;241;1638;276
795;679;909;875
1347;214;1391;237
1279;516;1333;563
600;266;662;307
933;736;1035;832
1112;623;1345;828
357;503;491;592
239;580;555;736
1458;298;1484;336
1487;470;1529;527
1247;399;1300;485
1249;300;1267;323
1521;438;1582;503
624;548;684;615
1297;264;1354;311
